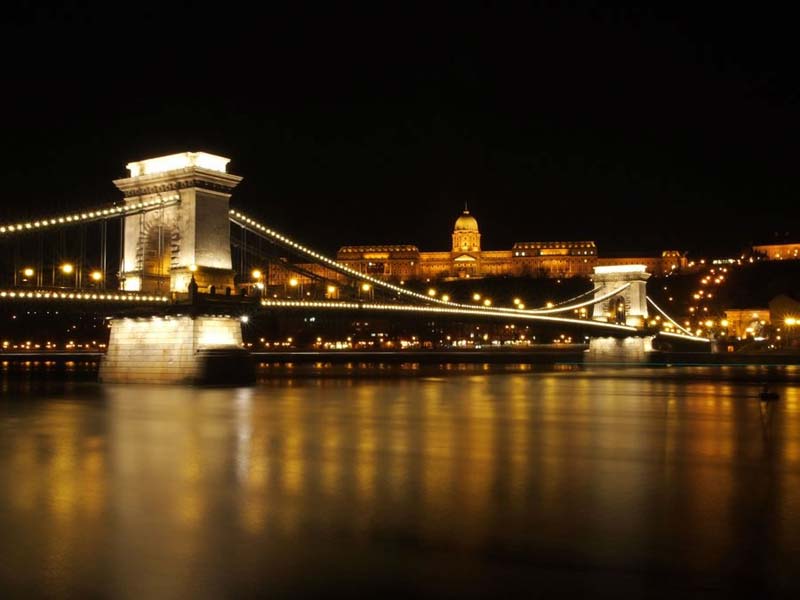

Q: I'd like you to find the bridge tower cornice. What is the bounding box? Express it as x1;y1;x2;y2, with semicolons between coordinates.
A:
113;168;243;198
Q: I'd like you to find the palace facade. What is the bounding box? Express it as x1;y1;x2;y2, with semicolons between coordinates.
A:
334;207;686;281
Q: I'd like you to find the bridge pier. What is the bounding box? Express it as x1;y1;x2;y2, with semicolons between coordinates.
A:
99;315;254;385
586;335;654;363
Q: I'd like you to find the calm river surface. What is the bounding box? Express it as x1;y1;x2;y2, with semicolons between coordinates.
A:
1;364;800;598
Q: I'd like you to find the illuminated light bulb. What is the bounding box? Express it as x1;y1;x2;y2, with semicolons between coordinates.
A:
251;269;262;280
22;267;34;278
289;278;299;287
90;271;102;282
60;263;74;274
188;264;198;272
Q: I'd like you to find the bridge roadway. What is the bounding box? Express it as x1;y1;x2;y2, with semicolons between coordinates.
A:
0;285;709;344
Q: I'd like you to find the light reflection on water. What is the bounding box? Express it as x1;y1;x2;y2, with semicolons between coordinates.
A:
1;364;799;598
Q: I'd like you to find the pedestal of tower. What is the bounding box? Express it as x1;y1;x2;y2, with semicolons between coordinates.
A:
99;315;254;384
585;336;655;363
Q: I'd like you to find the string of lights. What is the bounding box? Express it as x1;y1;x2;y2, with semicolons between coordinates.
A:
260;299;639;332
0;289;169;303
0;194;181;236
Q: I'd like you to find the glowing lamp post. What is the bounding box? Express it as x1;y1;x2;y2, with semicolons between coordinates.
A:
90;270;103;289
361;282;373;300
251;269;263;296
288;277;300;298
60;263;76;288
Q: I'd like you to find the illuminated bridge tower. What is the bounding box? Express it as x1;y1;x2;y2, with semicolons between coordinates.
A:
587;265;654;361
100;152;252;385
114;152;241;293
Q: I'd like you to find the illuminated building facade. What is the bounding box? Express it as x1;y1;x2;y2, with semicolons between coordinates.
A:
752;243;800;261
334;207;687;281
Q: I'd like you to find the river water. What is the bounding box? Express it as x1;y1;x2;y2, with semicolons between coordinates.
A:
1;364;799;598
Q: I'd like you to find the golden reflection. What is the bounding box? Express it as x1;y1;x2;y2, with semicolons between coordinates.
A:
355;386;377;502
4;365;800;595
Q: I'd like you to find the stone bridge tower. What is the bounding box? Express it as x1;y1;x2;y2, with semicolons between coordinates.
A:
591;265;650;328
114;152;241;293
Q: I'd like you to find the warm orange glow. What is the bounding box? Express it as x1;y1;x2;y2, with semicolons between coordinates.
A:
483;298;492;307
60;263;74;275
289;278;299;287
90;271;103;282
251;269;262;280
361;283;371;292
428;288;437;297
22;267;34;277
472;293;481;301
327;285;337;294
188;264;198;272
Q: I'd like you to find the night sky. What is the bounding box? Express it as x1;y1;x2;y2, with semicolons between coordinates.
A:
3;4;799;257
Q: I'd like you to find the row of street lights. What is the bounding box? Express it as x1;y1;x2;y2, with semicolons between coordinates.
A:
250;268;352;299
18;263;104;288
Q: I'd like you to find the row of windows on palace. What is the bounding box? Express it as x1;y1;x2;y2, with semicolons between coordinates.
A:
266;209;688;284
330;244;686;281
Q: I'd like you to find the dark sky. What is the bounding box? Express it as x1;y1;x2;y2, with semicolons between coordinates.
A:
2;3;799;256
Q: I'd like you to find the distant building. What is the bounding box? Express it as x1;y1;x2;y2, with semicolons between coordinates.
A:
334;207;687;281
752;242;800;261
724;308;770;338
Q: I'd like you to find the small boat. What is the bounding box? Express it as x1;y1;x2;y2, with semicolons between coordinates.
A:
760;386;779;401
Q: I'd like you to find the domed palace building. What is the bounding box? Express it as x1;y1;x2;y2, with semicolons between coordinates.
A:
334;206;687;281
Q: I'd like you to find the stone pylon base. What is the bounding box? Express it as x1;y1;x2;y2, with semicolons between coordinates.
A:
585;336;654;363
99;315;254;384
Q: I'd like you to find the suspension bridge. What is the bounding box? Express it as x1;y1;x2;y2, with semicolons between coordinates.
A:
0;151;707;383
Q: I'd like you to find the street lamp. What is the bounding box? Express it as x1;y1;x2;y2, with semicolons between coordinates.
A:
288;277;300;298
60;263;76;288
361;282;373;300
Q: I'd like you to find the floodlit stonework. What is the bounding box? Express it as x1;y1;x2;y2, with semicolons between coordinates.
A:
329;207;686;282
114;152;242;294
585;336;654;362
99;315;244;384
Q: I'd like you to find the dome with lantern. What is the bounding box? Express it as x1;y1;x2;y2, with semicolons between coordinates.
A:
454;206;479;231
